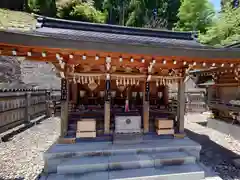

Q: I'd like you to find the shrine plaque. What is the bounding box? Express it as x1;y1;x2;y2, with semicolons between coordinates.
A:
61;79;67;100
105;80;111;101
145;82;150;101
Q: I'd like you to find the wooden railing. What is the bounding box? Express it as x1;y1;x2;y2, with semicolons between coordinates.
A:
0;89;61;133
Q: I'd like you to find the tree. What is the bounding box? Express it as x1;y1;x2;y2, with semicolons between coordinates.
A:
93;0;104;10
175;0;215;33
0;0;26;11
221;0;239;9
166;0;181;29
102;0;122;24
126;0;180;29
199;4;240;46
70;3;106;23
28;0;57;17
57;1;106;23
126;0;147;27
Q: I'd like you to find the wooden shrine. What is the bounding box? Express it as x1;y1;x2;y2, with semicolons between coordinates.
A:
0;17;239;142
191;65;240;121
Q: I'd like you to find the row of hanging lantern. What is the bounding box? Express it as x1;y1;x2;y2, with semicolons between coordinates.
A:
6;49;238;68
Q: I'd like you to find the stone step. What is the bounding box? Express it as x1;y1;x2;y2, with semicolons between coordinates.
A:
41;164;205;180
113;133;144;144
43;139;201;173
57;151;196;174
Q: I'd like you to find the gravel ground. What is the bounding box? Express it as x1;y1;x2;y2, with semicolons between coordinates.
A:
185;113;240;180
0;117;60;180
0;114;239;180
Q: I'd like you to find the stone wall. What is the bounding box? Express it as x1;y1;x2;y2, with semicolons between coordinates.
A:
0;56;22;86
0;56;60;89
21;60;60;89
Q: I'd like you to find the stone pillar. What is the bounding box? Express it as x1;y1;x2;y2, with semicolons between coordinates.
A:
25;92;31;124
104;76;111;134
60;78;69;137
177;78;185;133
143;81;150;133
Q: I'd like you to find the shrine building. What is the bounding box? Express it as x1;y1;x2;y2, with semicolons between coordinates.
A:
0;16;239;180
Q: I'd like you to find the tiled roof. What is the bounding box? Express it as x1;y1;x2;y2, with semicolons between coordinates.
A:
36;27;203;48
35;16;203;48
0;16;239;59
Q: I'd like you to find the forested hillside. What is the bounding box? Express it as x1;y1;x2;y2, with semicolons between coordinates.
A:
0;0;239;46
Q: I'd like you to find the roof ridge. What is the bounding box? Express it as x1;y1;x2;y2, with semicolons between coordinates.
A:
36;16;195;40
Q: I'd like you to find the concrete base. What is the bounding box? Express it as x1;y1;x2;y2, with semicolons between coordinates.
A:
207;118;240;141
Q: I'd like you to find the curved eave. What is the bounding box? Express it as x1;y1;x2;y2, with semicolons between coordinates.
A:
0;30;240;60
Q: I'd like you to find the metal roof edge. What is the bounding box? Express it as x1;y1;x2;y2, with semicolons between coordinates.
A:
225;42;240;48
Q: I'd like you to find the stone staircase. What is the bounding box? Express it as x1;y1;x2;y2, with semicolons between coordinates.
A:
40;138;220;180
113;133;144;144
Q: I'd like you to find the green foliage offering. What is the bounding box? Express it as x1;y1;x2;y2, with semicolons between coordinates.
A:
57;0;106;23
28;0;57;17
199;5;240;46
175;0;215;32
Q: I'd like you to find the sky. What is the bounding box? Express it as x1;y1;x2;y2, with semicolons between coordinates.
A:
209;0;221;11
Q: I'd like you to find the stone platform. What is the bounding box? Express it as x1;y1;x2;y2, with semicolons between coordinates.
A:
40;138;221;180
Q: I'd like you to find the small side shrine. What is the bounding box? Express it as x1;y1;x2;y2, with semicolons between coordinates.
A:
0;17;239;142
190;65;240;121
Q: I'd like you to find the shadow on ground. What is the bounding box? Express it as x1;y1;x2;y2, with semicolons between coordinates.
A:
197;121;207;127
1;117;46;142
185;129;240;179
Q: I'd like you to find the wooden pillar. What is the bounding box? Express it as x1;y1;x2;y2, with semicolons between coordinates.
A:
104;75;111;134
177;78;185;133
45;90;51;118
60;78;69;137
72;83;78;104
24;92;31;124
143;81;150;133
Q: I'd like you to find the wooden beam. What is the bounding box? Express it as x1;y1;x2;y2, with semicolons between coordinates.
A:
217;79;237;84
214;83;239;87
0;43;240;65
